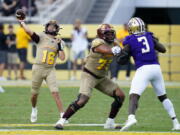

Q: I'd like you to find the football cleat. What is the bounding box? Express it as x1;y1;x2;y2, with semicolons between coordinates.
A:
172;124;180;130
55;118;66;130
30;108;38;123
172;119;180;130
60;113;69;124
120;115;137;131
55;124;64;130
104;118;121;129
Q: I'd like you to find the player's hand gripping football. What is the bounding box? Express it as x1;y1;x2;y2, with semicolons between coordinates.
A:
111;46;121;55
15;9;26;23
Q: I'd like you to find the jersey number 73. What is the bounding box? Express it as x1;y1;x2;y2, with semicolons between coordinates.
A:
97;59;112;70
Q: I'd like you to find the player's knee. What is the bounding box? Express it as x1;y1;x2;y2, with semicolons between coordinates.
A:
50;87;59;93
114;88;125;102
31;83;41;94
158;94;167;102
32;93;38;97
70;94;89;111
112;89;125;108
51;91;59;95
76;94;89;107
51;91;59;99
31;88;39;95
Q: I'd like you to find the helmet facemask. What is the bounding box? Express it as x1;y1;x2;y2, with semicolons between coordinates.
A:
97;24;116;44
103;30;116;43
45;20;60;36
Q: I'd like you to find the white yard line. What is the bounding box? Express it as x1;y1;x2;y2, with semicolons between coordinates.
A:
0;80;180;87
0;123;122;127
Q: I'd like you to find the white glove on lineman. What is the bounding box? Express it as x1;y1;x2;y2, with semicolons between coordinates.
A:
111;46;121;55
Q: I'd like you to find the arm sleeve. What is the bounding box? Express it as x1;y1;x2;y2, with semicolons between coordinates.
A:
31;32;40;44
92;39;105;47
122;36;130;46
116;44;131;65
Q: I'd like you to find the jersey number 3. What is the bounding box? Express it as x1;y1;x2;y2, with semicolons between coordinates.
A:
137;36;150;54
42;50;55;65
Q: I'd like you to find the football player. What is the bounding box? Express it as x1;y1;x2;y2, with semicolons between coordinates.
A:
117;17;180;131
16;14;66;123
55;24;125;130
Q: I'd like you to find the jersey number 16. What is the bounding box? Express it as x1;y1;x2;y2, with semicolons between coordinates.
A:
137;36;150;54
42;50;56;65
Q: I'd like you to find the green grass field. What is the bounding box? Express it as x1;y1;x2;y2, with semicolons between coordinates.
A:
0;86;180;132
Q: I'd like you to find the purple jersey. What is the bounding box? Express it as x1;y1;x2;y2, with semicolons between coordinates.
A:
123;32;159;69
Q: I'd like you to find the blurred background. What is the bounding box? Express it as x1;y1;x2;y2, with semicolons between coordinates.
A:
0;0;180;81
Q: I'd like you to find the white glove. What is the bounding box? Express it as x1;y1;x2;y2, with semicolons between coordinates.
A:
111;46;121;55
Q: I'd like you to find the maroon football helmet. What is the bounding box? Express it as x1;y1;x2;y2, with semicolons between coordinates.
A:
97;24;116;43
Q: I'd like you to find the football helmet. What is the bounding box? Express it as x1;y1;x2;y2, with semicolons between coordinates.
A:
45;20;61;36
127;17;145;35
97;24;116;43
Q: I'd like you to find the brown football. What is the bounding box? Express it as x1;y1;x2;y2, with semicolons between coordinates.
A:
15;9;26;20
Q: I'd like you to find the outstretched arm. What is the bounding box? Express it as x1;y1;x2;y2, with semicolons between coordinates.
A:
19;21;34;36
16;9;34;36
19;21;40;43
93;44;113;54
93;44;121;56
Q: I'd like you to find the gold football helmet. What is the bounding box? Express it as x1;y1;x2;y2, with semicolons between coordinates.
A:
127;17;145;34
45;20;62;36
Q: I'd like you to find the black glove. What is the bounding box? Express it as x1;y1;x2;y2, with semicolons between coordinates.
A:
116;51;129;65
58;42;63;51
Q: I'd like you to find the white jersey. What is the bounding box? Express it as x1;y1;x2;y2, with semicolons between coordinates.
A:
71;28;88;53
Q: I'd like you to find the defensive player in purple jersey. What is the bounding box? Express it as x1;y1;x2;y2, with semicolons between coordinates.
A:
116;17;180;131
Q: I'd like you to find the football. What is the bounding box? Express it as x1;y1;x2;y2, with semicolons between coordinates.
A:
15;9;26;20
